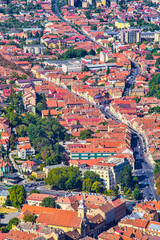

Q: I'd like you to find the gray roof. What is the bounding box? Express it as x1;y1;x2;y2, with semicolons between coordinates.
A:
44;164;68;170
148;223;160;231
0;190;9;197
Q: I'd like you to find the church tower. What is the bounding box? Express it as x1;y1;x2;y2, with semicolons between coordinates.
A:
78;196;87;219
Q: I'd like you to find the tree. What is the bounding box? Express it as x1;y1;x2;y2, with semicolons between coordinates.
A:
88;49;96;55
82;65;89;72
96;47;103;54
23;214;36;223
82;179;92;192
84;10;91;19
30;189;40;194
79;129;93;140
107;67;110;75
84;171;100;183
7;217;19;230
134;96;140;103
145;53;153;60
155;58;160;68
45;166;82;190
9;185;26;208
91;25;97;30
133;188;140;200
91;181;103;193
119;165;133;190
41;197;56;208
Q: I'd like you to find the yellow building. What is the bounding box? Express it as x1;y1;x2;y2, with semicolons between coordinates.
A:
0;190;9;206
115;19;130;29
32;171;46;180
154;31;160;42
46;40;66;49
96;0;106;6
82;1;88;8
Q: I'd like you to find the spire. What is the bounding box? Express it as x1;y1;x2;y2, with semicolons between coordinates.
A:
78;195;86;209
78;195;87;219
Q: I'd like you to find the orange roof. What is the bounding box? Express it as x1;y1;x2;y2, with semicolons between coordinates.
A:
37;209;82;228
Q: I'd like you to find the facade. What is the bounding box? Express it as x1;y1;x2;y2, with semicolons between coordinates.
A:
121;28;141;43
23;45;46;54
20;160;38;173
62;61;82;73
32;171;46;180
91;158;130;189
70;148;118;160
17;144;35;159
0;190;8;206
0;159;13;176
154;30;160;42
26;193;57;206
43;164;68;177
115;19;130;29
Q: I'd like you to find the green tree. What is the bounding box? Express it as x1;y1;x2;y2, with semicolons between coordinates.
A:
82;179;92;192
23;214;36;223
82;65;89;72
145;53;153;60
91;25;97;30
79;129;93;140
30;189;40;194
155;58;160;68
41;197;56;208
7;217;19;230
9;185;26;208
88;49;96;55
133;188;140;200
84;171;100;183
91;181;103;193
45;166;82;190
134;96;140;103
85;10;91;19
119;165;133;190
107;67;110;75
96;47;103;54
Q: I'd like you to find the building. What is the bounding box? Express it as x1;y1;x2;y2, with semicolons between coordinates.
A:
20;160;38;173
70;156;130;189
0;190;8;206
32;171;46;180
17;144;35;159
68;0;74;6
62;61;82;73
0;159;13;176
70;148;118;160
36;199;91;236
121;28;141;44
115;19;130;29
43;164;68;177
154;30;160;42
23;45;45;54
26;193;57;206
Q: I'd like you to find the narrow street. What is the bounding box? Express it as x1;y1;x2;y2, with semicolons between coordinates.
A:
53;0;158;201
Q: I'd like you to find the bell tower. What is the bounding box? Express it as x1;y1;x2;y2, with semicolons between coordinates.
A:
78;196;87;219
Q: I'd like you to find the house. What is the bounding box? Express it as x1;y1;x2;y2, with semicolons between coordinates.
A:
43;164;68;177
0;190;8;206
23;45;46;54
32;171;46;180
17;137;30;146
0;159;13;176
115;19;130;29
17;144;35;160
26;193;57;206
20;160;38;173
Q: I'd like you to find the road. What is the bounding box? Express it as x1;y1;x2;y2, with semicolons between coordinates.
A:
54;0;158;201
